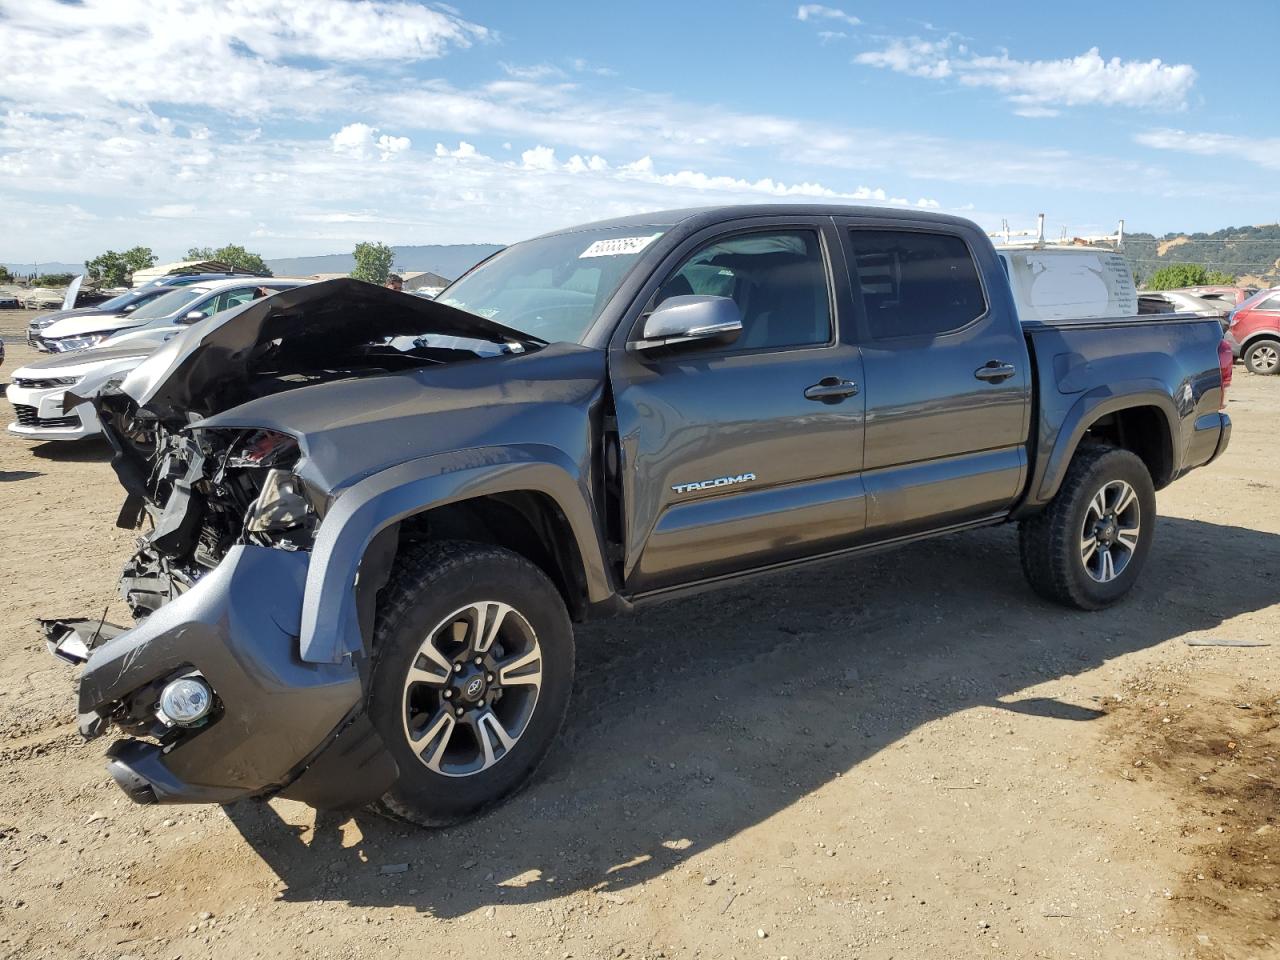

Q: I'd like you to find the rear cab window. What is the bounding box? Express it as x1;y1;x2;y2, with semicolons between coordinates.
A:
845;229;986;339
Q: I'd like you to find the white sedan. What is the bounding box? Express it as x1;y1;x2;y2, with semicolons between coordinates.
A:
6;343;159;442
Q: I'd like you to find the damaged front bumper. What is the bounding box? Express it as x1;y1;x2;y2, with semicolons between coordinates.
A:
44;544;395;807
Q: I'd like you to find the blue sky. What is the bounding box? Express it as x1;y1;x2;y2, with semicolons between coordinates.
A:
0;0;1277;262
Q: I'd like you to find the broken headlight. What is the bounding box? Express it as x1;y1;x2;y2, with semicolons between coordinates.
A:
212;430;318;551
245;468;314;537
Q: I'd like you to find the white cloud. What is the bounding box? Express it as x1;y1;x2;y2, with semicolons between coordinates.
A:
0;0;487;118
565;154;610;173
520;145;560;170
856;37;955;79
330;123;411;161
569;58;618;77
0;99;950;259
434;141;484;159
855;40;1196;113
796;5;861;28
1;1;1247;260
510;149;938;207
145;204;198;219
500;62;566;81
1134;128;1280;171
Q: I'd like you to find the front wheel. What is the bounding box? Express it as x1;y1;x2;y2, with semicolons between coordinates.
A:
367;541;575;827
1243;339;1280;376
1018;445;1156;610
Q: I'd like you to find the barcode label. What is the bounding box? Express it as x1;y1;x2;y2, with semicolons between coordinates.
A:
579;233;662;259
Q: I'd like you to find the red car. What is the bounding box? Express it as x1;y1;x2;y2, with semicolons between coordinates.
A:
1226;287;1280;375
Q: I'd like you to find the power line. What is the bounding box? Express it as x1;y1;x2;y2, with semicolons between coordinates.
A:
1126;258;1278;266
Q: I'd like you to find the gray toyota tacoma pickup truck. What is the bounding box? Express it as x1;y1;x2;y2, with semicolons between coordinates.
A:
44;205;1232;826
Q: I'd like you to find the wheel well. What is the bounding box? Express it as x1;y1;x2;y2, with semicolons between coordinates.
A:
1081;406;1173;489
1242;332;1280;351
394;493;589;621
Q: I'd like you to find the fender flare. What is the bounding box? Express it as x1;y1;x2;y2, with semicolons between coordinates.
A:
1240;328;1280;350
298;444;611;664
1034;384;1180;504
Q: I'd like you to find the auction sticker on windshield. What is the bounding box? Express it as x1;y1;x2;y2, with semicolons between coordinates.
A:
579;233;662;258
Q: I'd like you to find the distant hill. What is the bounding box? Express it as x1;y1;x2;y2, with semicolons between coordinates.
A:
1121;223;1280;286
2;261;85;278
266;244;504;280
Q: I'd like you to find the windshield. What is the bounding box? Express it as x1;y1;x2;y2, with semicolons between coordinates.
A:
126;287;208;321
440;226;666;343
97;287;169;312
97;290;143;311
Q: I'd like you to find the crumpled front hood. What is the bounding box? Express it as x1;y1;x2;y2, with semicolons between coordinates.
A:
198;341;607;494
43;312;146;339
119;278;540;418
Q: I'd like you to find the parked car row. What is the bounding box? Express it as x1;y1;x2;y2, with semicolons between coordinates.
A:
1136;283;1280;376
8;278;310;440
26;272;284;350
1138;289;1233;328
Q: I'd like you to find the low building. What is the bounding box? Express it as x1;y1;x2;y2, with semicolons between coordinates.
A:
131;259;236;285
400;271;451;292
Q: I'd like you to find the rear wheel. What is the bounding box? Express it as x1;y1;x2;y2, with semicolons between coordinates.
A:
367;540;574;827
1243;339;1280;375
1018;445;1156;610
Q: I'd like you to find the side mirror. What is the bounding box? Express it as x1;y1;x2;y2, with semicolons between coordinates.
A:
179;309;206;324
122;303;138;313
631;295;742;352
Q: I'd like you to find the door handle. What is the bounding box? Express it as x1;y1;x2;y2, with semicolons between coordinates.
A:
804;377;859;403
974;361;1016;383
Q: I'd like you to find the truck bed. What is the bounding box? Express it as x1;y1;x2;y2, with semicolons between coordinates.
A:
1018;311;1229;516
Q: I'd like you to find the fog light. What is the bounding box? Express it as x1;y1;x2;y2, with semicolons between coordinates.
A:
158;677;213;726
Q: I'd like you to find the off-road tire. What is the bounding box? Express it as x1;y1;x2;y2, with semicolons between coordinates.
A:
1243;339;1280;376
1018;445;1156;610
367;540;574;827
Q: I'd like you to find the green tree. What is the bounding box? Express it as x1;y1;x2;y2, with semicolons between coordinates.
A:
38;272;76;286
85;246;156;286
186;244;272;276
123;245;156;276
0;265;12;284
1143;263;1237;290
351;241;395;284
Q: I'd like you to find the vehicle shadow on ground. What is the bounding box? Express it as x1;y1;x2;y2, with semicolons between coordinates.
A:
0;469;42;482
28;438;112;462
224;515;1280;917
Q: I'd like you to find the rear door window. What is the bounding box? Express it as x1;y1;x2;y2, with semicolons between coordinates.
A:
846;230;986;339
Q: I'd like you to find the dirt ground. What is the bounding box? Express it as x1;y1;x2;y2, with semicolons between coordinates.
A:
0;313;1275;960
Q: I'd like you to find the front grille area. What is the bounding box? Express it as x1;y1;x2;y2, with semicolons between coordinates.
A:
11;403;79;429
13;376;79;389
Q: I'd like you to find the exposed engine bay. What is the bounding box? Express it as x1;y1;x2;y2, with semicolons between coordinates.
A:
90;278;542;622
116;426;313;616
